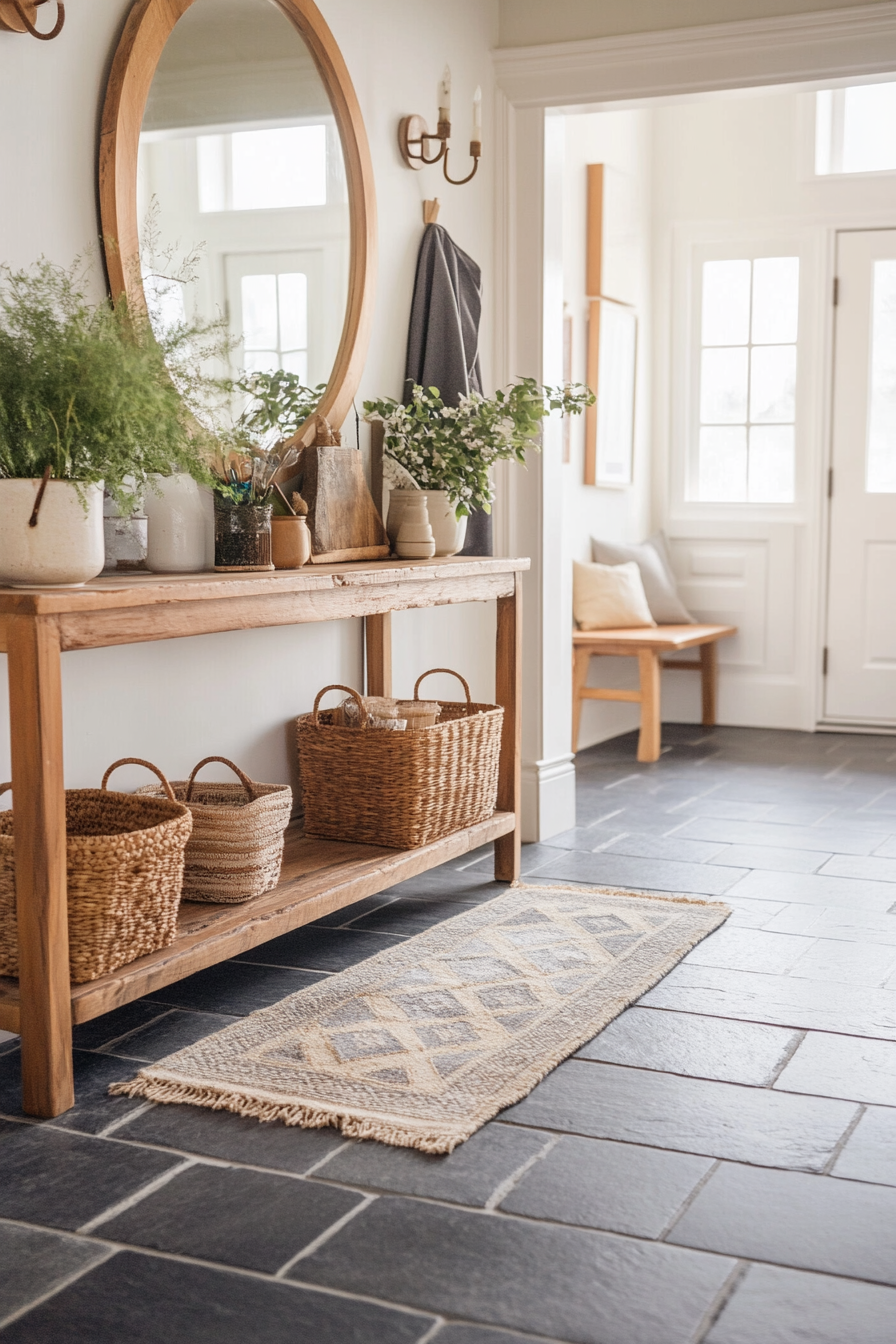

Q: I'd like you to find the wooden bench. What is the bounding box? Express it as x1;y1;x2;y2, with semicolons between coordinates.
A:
572;624;737;763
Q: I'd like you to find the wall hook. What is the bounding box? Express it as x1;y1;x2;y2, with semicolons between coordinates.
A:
0;1;65;40
423;199;440;225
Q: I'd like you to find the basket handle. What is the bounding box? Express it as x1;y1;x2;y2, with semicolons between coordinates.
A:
185;756;261;803
101;758;177;804
413;668;472;705
0;783;10;801
312;685;368;728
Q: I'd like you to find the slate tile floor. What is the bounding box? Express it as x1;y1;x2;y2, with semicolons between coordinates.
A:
3;724;896;1341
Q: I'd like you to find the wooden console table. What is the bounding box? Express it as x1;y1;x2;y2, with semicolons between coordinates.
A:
0;557;527;1118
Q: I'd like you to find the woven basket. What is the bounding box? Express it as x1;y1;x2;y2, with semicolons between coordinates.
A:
138;756;292;904
296;669;503;850
0;758;192;985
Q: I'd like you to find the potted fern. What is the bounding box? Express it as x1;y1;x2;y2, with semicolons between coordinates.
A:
364;379;595;556
0;259;213;586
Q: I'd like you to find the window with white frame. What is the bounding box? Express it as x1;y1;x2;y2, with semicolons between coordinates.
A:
197;124;328;212
816;80;896;175
694;256;799;504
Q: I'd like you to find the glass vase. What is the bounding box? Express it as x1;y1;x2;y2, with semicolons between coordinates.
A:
214;502;274;572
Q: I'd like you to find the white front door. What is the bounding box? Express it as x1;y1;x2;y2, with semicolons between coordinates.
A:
825;229;896;725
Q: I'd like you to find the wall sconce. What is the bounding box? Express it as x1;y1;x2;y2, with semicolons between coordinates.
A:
0;1;65;40
398;67;481;185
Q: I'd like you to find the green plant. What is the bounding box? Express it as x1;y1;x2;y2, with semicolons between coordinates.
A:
0;258;218;511
234;369;327;445
364;378;595;517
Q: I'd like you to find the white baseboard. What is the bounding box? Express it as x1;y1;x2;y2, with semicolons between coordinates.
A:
521;754;577;842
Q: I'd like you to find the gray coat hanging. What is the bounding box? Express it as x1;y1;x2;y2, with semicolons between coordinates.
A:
404;223;491;555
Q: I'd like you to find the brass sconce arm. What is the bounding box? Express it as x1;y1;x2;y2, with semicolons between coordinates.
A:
0;1;65;40
398;115;480;185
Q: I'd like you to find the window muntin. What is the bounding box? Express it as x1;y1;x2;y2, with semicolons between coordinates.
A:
241;271;309;380
816;82;896;176
695;256;799;504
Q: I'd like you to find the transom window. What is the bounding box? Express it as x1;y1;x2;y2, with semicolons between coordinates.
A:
816;81;896;176
197;124;327;212
694;257;799;504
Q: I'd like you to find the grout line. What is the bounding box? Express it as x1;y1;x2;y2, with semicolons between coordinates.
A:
95;1100;157;1138
274;1192;376;1277
693;1260;751;1344
765;1029;807;1087
75;1158;195;1235
301;1138;356;1177
86;1009;175;1055
413;1318;446;1344
658;1159;721;1241
821;1103;867;1176
603;774;640;791
0;1242;118;1332
484;1134;560;1212
589;831;628;853
589;807;624;826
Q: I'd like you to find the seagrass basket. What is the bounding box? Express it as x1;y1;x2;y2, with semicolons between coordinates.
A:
0;758;192;985
296;669;503;850
138;756;292;904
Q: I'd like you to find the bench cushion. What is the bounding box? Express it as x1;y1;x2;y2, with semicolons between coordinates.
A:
591;532;693;624
573;560;656;630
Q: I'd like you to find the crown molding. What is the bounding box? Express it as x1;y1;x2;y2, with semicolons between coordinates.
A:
492;2;896;106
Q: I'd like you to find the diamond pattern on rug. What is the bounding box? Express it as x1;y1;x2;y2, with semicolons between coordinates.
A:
111;885;729;1153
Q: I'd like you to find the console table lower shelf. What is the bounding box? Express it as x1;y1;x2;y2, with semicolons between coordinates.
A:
0;811;514;1032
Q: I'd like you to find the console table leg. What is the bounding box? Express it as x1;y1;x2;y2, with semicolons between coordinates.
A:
8;616;73;1117
637;648;662;764
495;577;522;882
365;612;392;697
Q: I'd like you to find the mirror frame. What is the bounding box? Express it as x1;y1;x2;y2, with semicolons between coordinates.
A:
99;0;376;444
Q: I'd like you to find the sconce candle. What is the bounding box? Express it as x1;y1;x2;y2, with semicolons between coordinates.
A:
472;85;482;143
438;65;451;123
398;65;481;186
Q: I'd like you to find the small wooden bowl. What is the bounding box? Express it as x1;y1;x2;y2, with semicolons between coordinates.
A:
271;516;312;569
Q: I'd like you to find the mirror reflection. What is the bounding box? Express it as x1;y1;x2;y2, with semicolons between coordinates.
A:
137;0;350;404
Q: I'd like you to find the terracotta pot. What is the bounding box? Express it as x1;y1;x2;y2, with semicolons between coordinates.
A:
0;479;104;587
271;515;312;568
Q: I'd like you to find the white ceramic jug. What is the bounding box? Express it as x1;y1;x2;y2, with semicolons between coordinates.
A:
144;474;208;573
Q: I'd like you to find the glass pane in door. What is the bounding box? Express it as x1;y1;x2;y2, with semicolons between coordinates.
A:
867;259;896;493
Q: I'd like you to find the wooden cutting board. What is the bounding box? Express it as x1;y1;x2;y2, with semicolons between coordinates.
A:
297;445;390;563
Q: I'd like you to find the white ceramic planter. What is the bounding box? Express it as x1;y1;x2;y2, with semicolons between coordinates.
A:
386;488;467;556
0;479;105;587
144;473;208;573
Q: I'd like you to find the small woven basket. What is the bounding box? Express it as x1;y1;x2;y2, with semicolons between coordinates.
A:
0;758;192;985
138;757;292;904
296;669;503;850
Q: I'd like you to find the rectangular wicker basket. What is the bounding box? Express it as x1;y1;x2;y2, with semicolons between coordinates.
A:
296;670;503;850
0;759;192;985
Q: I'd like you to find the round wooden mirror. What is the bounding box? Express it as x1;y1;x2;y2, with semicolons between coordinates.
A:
100;0;376;443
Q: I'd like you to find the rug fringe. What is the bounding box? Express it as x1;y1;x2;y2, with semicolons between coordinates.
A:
517;880;731;911
107;1076;467;1153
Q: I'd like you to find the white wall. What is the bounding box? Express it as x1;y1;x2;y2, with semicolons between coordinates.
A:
0;0;499;793
556;109;654;750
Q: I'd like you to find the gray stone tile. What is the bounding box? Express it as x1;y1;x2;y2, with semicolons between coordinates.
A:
1;1250;433;1344
763;904;896;944
683;927;814;974
641;964;896;1037
688;800;773;821
147;961;325;1014
787;939;896;988
706;1264;896;1344
538;824;629;852
518;849;746;896
0;1049;151;1135
500;1060;856;1170
434;1328;561;1344
716;869;896;911
313;1123;547;1207
601;833;726;863
669;1161;896;1286
70;1002;170;1051
0;1030;18;1055
99;1163;364;1273
757;803;837;825
293;1195;735;1344
102;1011;238;1062
499;1134;713;1237
311;894;399;927
709;843;832;873
0;1126;183;1231
347;897;473;937
115;1102;346;1173
234;926;402;971
676;817;889;855
576;1006;799;1085
871;834;896;859
822;853;896;883
721;897;789;928
0;1222;110;1325
833;1106;896;1186
775;1032;896;1106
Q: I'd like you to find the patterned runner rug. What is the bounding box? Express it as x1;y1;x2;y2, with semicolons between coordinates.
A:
111;884;729;1152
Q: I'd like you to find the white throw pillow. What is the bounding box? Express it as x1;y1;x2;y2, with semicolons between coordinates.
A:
590;532;693;624
573;560;656;630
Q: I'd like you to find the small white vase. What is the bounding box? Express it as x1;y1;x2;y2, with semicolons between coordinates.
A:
420;490;468;556
385;489;419;551
0;479;105;587
395;494;436;559
144;474;208;573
